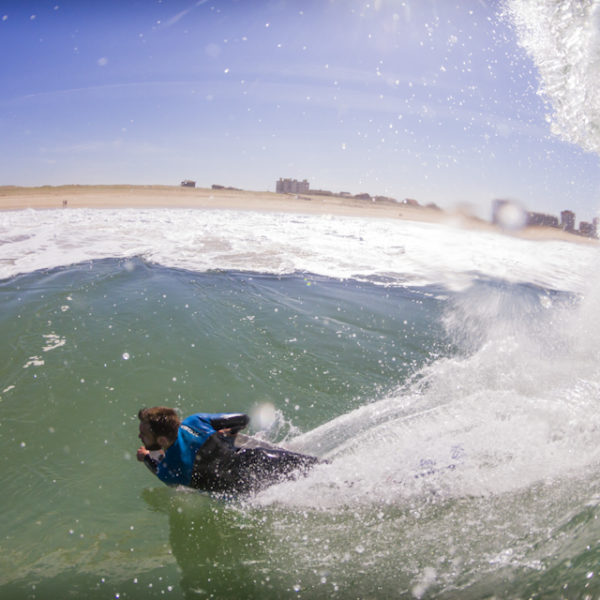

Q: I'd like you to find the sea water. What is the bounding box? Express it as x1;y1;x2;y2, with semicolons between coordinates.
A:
4;0;600;598
2;208;600;599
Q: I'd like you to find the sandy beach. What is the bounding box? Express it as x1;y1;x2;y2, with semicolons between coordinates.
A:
0;184;594;245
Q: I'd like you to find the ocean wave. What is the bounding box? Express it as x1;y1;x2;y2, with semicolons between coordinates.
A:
0;207;596;292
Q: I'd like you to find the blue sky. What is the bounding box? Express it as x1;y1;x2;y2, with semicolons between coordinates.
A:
1;0;599;222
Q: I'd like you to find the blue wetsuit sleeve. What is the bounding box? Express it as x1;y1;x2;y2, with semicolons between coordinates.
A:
209;413;249;434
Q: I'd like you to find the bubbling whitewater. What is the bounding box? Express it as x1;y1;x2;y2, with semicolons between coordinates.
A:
0;206;593;290
260;279;600;508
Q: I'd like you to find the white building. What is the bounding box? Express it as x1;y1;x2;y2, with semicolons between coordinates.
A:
276;178;309;194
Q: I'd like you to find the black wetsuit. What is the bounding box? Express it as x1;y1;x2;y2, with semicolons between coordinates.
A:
143;412;319;494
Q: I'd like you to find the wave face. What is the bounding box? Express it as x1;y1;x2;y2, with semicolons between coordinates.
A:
2;241;600;598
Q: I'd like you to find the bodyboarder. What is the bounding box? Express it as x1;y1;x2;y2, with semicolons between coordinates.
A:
136;406;320;494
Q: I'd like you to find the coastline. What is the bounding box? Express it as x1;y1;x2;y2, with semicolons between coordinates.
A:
0;184;595;245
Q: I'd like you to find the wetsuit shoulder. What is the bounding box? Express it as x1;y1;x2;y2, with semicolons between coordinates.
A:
209;413;249;434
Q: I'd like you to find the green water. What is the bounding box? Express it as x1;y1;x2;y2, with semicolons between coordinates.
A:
3;258;600;599
0;259;439;598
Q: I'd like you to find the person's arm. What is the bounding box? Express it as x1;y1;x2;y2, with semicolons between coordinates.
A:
136;446;160;474
210;413;249;435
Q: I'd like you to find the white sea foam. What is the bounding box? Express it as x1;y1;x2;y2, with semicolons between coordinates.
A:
42;333;66;352
0;207;596;292
250;214;600;509
256;281;600;509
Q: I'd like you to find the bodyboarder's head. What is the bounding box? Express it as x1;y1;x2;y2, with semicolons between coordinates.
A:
138;406;181;450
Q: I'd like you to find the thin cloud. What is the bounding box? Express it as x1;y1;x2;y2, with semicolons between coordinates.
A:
161;0;208;29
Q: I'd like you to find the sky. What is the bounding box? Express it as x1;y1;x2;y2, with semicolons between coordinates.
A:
1;0;599;222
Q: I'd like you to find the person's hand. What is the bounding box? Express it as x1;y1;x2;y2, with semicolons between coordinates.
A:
218;428;234;436
137;446;150;462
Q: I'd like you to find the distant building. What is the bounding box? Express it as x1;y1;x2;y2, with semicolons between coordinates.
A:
579;221;597;238
181;180;196;188
561;210;575;232
526;211;559;228
211;184;241;191
492;199;598;237
276;178;309;194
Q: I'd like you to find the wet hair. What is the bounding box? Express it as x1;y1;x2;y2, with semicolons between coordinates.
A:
138;406;181;442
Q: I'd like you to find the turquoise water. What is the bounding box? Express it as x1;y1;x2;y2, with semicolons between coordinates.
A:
3;254;600;599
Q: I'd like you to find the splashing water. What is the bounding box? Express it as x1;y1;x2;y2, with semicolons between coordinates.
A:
507;0;600;154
